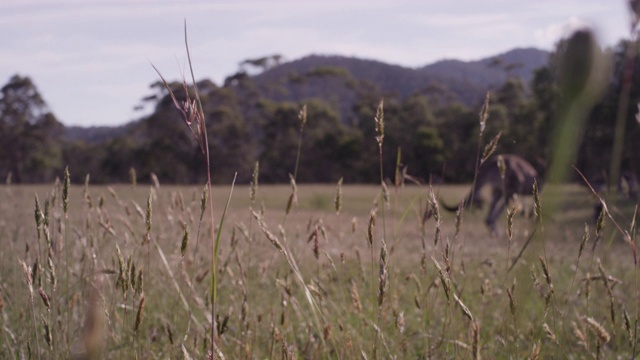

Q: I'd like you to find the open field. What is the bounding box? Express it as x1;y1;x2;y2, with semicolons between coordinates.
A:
0;181;638;359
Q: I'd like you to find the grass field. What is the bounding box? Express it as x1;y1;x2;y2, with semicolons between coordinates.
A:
0;180;638;359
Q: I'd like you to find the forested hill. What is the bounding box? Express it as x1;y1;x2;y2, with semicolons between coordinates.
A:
419;47;550;92
250;47;549;112
65;47;549;143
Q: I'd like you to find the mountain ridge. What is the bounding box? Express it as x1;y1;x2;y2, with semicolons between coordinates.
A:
65;47;550;141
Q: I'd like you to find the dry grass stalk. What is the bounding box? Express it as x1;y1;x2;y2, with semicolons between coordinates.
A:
507;287;516;317
34;195;42;241
396;311;405;334
454;293;474;322
381;181;390;209
481;131;502;165
181;226;189;258
374;99;384;147
252;211;285;255
428;186;441;245
507;205;517;241
367;210;376;247
292;104;307;181
182;344;194;360
333;177;343;215
593;206;606;251
585;317;610;344
135;269;143;297
542;322;558;344
323;323;332;341
538;256;552;287
432;257;451;302
447;197;461;241
471;321;480;360
543;287;554;313
596;259;616;326
250;161;259;204
307;223;320;260
578;223;589;260
350;280;362;313
134;295;146;334
62;166;70;216
497;155;506;179
478;92;490;136
19;259;34;298
37;288;50;312
144;191;152;244
528;341;541;360
623;308;633;346
584;272;591;300
378;239;388;307
572;321;588;350
41;315;52;350
285;174;297;216
533;179;541;224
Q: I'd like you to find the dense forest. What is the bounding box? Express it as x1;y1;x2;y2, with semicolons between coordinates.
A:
0;40;638;185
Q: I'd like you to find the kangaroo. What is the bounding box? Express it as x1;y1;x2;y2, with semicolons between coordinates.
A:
441;154;541;232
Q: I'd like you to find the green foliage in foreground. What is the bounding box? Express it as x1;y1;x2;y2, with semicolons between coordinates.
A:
0;180;637;359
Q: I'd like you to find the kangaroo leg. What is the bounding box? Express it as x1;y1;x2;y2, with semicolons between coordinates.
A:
485;188;506;233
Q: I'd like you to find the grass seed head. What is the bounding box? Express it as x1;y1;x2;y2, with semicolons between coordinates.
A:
334;177;343;215
585;316;610;343
18;259;33;297
181;226;189;258
507;287;516;317
529;341;541;360
250;161;259;203
350;280;362;313
543;322;558;344
34;195;42;240
134;295;146;334
145;190;152;242
200;184;208;222
41;314;52;350
285;174;298;215
481;131;502;165
533;179;541;224
538;256;552;287
374;99;385;147
478;92;490;135
37;288;50;311
63;166;70;215
378;239;388;306
572;321;587;349
454;293;474;322
367;209;376;247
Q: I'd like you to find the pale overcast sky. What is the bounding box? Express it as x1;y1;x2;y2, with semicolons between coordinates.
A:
0;0;632;127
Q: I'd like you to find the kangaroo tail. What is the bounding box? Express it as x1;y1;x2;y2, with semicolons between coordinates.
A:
440;198;462;212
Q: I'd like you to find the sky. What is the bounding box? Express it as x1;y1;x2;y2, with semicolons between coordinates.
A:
0;0;633;127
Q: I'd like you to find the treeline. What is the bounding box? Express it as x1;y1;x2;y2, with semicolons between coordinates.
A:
1;39;638;185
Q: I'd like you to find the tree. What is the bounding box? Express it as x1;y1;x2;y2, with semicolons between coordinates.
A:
0;75;63;182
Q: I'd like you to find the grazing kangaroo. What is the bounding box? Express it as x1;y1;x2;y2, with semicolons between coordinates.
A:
441;154;540;232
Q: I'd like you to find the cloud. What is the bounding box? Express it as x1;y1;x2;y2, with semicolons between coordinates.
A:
534;16;590;46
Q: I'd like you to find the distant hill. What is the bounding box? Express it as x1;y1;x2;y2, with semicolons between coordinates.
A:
419;47;550;91
248;48;549;122
66;47;550;142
